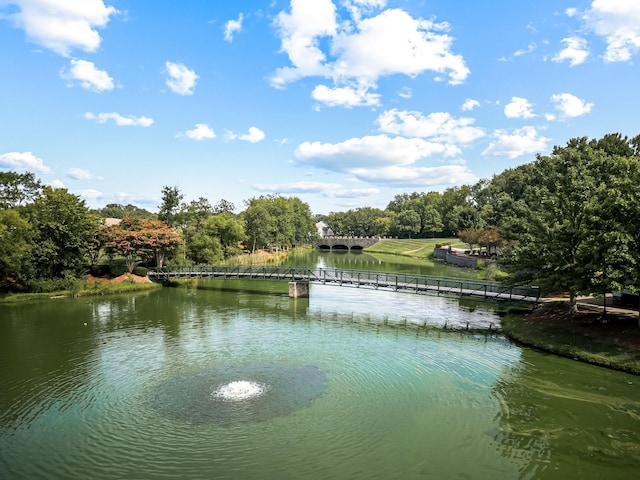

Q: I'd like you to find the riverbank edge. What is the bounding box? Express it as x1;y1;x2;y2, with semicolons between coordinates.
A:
501;303;640;376
0;278;160;304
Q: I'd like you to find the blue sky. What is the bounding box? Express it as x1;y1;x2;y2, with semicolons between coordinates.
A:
1;0;638;215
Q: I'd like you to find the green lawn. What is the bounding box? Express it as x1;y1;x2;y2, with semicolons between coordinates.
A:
364;238;467;258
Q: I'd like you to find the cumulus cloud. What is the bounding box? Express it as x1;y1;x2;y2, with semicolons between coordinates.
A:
0;151;51;173
68;167;102;180
60;59;114;92
482;126;549;159
312;84;380;107
84;112;153;126
583;0;640;62
504;96;535;119
253;181;380;198
50;179;65;189
270;1;469;106
461;98;480;111
550;93;594;118
553;37;589;66
165;61;199;95
1;0;118;56
224;13;243;42
376;109;484;144
226;126;265;143
178;123;216;141
294;134;477;187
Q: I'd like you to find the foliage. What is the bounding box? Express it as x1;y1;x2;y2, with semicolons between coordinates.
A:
26;187;99;280
157;185;184;227
95;203;155;220
133;266;148;276
100;217;181;271
0;171;42;209
242;195;316;252
0;209;33;290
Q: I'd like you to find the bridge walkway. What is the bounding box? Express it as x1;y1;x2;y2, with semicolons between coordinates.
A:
149;266;540;303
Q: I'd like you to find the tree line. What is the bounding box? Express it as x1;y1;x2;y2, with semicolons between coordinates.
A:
0;176;317;293
2;132;640;308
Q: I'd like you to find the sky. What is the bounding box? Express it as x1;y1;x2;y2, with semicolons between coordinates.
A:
1;0;639;215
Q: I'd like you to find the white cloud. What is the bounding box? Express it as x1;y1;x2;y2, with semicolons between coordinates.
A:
270;2;469;105
226;126;265;143
376;109;484;144
296;135;458;170
584;0;640;62
253;180;380;198
77;188;103;199
513;42;536;57
224;13;243;42
293;134;477;187
84;112;153;126
0;151;51;173
60;59;114;92
165;61;199;95
178;123;216;141
68;167;102;180
50;179;65;189
566;8;578;17
553;37;589;66
504;96;535;119
397;87;412;99
312;84;380;107
550;93;594;118
1;0;118;56
482;126;549;159
461;98;480;111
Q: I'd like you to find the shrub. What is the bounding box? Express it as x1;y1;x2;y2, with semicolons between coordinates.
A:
133;266;148;277
90;264;110;277
110;264;128;277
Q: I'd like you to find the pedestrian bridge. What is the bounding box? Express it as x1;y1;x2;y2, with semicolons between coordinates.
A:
148;265;540;303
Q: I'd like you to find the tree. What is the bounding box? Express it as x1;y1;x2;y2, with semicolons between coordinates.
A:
96;203;155;219
214;199;236;214
158;185;184;227
26;187;99;279
501;137;640;311
0;209;33;290
101;217;181;271
395;210;421;238
0;171;42;209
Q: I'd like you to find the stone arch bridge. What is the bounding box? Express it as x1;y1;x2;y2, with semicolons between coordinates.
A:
316;236;380;251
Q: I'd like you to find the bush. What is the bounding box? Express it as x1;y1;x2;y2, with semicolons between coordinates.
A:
90;264;110;277
133;266;148;277
110;264;128;277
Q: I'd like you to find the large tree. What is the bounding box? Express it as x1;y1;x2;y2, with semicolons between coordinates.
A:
0;171;42;209
499;135;640;312
0;209;33;290
26;187;99;279
157;185;184;227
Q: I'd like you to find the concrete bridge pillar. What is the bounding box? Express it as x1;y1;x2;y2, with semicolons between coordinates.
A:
289;281;310;298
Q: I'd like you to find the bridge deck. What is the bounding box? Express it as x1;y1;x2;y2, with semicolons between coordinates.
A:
149;266;540;303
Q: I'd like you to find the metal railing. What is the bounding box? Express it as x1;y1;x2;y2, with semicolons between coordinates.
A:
148;265;540;303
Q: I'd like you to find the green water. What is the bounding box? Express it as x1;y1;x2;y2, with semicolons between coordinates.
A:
1;253;639;479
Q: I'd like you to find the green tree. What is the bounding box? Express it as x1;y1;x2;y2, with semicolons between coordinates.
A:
158;185;184;227
0;171;42;209
0;209;33;290
96;203;155;219
395;209;421;238
26;187;99;279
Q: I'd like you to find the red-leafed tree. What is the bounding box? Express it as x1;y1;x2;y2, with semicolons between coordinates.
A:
99;217;181;272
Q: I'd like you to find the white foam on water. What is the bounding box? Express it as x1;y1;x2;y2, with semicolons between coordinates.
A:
212;381;268;401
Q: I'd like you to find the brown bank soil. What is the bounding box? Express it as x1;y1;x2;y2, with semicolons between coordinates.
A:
86;273;153;284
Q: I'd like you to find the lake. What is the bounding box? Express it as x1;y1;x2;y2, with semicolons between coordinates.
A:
1;252;639;479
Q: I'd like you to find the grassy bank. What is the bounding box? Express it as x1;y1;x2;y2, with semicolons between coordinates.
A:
501;305;640;375
0;277;161;304
364;238;466;258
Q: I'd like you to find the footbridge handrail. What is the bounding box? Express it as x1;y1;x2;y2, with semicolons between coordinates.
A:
148;265;540;303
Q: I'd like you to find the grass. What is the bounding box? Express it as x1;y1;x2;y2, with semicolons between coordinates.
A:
364;238;467;258
0;280;161;304
501;308;640;375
